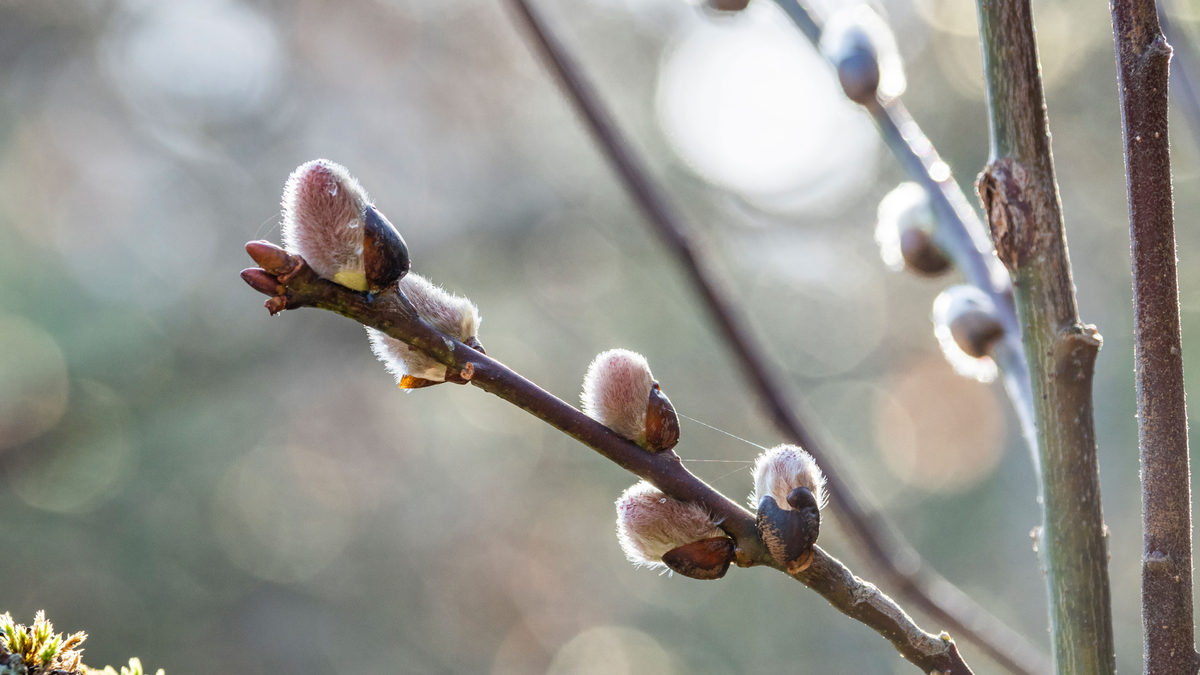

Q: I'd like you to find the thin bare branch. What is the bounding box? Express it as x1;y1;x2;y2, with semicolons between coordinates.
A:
973;0;1116;671
500;0;1048;674
865;100;1038;463
240;248;975;675
1110;0;1200;672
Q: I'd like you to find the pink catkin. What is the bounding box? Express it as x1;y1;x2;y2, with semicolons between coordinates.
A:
580;349;654;444
750;444;827;511
616;481;724;567
367;273;481;383
281;159;370;284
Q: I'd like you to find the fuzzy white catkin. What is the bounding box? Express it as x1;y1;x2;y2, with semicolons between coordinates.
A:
280;159;372;291
368;273;481;384
616;481;724;567
932;285;999;384
875;182;934;271
580;349;654;444
750;444;827;511
819;5;906;100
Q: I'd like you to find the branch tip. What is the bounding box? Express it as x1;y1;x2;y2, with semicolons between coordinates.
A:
245;240;292;274
241;268;283;297
264;296;289;316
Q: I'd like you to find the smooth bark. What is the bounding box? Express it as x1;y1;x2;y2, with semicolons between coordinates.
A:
1111;0;1200;671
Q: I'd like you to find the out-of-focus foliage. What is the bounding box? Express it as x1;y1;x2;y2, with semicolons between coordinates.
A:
0;611;159;675
0;0;1197;673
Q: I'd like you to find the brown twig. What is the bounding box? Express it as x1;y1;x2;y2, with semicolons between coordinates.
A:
1110;0;1200;672
240;246;974;675
500;0;1046;673
973;0;1116;671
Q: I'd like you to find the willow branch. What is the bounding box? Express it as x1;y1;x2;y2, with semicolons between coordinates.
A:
769;0;1042;477
241;250;974;675
973;0;1116;672
1111;0;1200;672
502;0;1046;674
866;100;1038;458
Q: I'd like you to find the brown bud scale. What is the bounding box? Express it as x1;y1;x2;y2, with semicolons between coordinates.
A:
399;375;441;389
362;205;410;292
644;383;680;452
661;537;736;580
465;336;486;354
245;240;292;275
707;0;750;10
838;49;881;106
756;493;820;575
949;308;1005;358
264;296;288;316
240;268;283;297
899;228;951;276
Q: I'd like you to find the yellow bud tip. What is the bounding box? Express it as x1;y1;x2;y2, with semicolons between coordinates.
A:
333;270;369;291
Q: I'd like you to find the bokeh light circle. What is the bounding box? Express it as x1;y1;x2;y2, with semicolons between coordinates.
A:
4;380;134;513
547;626;674;675
873;359;1006;493
114;0;282;120
656;2;879;213
0;315;69;452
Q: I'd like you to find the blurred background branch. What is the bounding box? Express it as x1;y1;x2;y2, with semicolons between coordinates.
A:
504;0;1048;673
772;0;1041;485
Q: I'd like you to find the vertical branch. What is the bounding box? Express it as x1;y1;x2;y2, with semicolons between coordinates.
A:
501;1;1049;674
973;0;1115;673
1111;0;1200;672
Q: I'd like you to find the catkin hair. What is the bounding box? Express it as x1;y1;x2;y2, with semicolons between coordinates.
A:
616;481;724;567
368;273;481;383
750;444;827;511
581;349;654;444
280;159;371;287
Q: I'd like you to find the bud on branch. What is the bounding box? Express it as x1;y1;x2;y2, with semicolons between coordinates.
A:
876;182;951;277
282;159;410;293
616;481;735;580
819;6;906;106
933;285;1005;383
369;274;483;389
581;349;680;452
238;156;978;675
750;445;825;574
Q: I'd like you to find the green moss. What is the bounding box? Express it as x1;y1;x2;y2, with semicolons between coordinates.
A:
0;612;162;675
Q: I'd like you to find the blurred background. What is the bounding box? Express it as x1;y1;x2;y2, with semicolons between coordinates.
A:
0;0;1195;672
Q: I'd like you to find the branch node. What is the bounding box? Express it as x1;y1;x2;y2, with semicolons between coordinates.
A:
976;159;1036;271
264;296;288;316
1146;549;1174;571
1148;32;1173;61
1053;325;1102;381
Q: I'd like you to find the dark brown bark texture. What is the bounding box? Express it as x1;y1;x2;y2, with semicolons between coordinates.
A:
1111;0;1200;671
